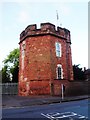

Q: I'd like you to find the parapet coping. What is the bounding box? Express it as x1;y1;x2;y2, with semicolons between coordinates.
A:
20;22;71;43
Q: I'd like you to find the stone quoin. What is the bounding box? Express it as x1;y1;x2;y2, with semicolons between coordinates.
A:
19;22;73;96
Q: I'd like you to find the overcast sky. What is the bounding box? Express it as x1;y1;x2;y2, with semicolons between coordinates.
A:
0;0;88;70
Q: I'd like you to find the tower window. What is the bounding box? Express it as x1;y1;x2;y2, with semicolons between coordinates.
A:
56;64;63;79
55;42;61;57
58;67;61;79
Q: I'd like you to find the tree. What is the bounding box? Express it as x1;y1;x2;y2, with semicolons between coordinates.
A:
0;69;2;83
2;65;10;83
73;64;85;80
2;48;19;83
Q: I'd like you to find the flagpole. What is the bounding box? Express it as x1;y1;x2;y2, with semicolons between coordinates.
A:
56;10;59;29
56;10;62;28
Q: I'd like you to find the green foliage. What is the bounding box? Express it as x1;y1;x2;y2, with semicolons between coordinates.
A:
73;64;85;80
3;48;19;68
2;65;10;83
2;48;19;83
0;70;2;83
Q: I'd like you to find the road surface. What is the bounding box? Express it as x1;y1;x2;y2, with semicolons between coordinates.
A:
2;99;89;120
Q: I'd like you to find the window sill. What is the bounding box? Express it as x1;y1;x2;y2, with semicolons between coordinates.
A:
54;78;68;80
54;79;63;80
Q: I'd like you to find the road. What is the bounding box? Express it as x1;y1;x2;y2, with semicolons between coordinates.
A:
2;99;89;120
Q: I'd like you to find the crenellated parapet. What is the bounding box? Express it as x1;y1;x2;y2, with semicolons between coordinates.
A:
20;22;71;43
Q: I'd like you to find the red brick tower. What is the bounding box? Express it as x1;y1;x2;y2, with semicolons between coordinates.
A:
19;23;73;96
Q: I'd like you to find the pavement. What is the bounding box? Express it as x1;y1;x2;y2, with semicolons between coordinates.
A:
2;95;89;108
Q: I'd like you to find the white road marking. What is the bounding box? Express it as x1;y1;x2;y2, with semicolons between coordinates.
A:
47;112;60;116
41;113;51;119
41;112;88;120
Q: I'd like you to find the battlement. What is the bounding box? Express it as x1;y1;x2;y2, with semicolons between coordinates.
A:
20;22;71;43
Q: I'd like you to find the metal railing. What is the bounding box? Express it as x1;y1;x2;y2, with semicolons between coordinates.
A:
0;83;18;95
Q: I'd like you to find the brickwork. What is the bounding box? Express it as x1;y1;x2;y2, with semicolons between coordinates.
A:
19;22;73;96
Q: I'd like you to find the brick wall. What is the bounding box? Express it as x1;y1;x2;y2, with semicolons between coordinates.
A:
19;22;74;96
66;81;89;96
52;80;89;96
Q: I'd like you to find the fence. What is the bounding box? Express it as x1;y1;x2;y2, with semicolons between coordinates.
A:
0;83;18;95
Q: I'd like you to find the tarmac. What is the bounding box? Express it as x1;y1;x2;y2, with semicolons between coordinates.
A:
2;95;89;109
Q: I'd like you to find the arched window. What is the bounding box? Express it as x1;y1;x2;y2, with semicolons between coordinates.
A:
56;64;63;79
